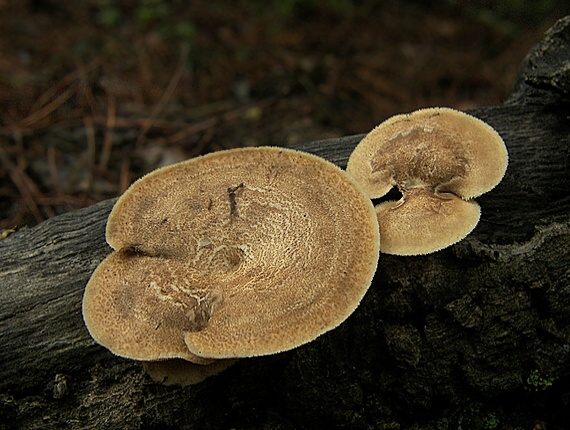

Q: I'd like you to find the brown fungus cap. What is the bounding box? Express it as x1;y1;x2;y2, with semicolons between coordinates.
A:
375;189;481;255
347;107;508;255
83;251;219;364
83;147;380;362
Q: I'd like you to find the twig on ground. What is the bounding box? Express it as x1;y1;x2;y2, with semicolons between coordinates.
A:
29;60;100;114
84;117;96;196
76;61;102;119
99;94;116;170
147;117;218;147
0;146;45;223
12;84;78;132
135;47;189;147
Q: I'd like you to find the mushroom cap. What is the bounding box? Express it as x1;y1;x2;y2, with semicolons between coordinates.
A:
375;188;481;256
346;107;508;199
83;251;219;364
83;147;380;361
143;358;238;386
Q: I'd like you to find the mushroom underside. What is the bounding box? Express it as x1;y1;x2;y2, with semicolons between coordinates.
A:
143;358;238;386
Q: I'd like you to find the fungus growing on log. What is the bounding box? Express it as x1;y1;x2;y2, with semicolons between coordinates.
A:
347;107;508;255
83;147;380;382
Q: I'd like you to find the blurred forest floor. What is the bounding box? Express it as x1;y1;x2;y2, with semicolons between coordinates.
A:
0;0;568;231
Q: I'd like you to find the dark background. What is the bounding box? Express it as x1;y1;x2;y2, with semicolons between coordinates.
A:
1;0;568;229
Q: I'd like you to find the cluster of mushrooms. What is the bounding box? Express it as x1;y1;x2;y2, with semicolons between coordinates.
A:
83;107;508;385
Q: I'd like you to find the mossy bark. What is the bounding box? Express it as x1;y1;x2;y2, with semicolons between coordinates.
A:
1;16;569;430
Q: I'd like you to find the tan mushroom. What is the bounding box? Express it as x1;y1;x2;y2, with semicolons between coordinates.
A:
83;147;379;369
347;107;508;255
83;251;218;364
375;188;481;255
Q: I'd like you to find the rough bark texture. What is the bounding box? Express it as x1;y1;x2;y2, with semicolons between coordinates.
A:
1;16;569;430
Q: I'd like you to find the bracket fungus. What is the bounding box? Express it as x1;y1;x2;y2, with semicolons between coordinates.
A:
347;107;508;255
83;146;380;384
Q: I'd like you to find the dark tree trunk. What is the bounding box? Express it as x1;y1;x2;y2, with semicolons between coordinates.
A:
1;16;569;430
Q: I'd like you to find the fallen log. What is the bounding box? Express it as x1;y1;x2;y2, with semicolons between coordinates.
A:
1;16;569;430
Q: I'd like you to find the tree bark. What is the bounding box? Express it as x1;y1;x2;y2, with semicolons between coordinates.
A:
1;16;569;430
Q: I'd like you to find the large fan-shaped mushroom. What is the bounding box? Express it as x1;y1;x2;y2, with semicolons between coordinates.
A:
83;147;380;383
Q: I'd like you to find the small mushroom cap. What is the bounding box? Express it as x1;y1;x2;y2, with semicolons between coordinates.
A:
83;147;379;361
375;188;481;256
346;107;508;199
143;358;238;386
